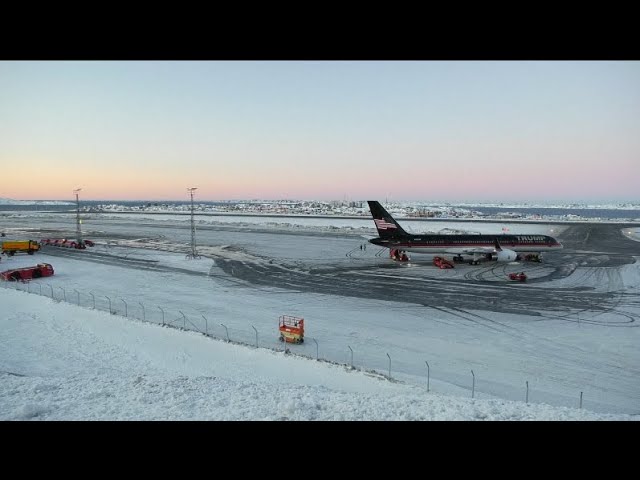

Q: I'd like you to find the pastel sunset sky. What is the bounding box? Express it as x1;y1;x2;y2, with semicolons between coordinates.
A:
1;61;638;202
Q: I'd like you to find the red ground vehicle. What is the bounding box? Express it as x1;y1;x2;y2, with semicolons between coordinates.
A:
41;238;93;249
1;263;54;281
433;256;454;269
508;272;527;282
389;249;409;262
278;315;304;344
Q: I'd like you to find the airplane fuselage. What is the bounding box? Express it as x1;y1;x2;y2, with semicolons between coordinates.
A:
370;233;563;254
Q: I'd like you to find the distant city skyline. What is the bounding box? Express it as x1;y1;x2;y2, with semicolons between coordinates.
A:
2;196;640;207
2;61;639;202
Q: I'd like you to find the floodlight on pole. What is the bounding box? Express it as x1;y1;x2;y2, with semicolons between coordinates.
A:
73;188;83;246
186;187;200;259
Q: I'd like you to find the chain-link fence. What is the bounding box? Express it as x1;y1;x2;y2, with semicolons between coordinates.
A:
1;279;592;411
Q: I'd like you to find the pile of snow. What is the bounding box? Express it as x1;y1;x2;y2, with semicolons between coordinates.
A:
0;198;73;206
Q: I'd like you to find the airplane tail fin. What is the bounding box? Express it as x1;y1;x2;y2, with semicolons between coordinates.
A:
367;201;409;238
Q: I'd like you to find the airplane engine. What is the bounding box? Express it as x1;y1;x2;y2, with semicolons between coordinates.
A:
496;248;518;262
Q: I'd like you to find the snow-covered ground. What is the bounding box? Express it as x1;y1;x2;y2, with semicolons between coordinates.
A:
3;197;640;223
623;227;640;242
1;287;635;421
0;211;570;239
1;247;639;419
1;211;639;420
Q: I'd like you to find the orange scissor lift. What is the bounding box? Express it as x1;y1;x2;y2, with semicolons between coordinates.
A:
278;315;305;344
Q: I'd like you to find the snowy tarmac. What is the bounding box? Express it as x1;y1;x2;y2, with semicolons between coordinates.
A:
1;213;639;414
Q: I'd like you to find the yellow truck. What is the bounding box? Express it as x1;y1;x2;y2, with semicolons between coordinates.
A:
1;240;41;256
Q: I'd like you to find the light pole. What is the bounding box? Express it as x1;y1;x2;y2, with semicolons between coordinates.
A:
73;188;84;247
186;187;200;259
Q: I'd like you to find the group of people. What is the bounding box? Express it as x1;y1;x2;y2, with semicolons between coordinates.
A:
358;243;410;262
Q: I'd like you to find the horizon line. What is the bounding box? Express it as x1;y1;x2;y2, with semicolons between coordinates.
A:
2;198;640;205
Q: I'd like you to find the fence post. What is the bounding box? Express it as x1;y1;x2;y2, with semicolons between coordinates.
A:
27;282;31;294
139;302;145;321
121;299;128;317
348;345;353;369
90;292;95;309
313;338;318;360
48;284;53;298
158;306;165;325
59;286;66;302
179;311;186;329
471;369;475;399
526;381;529;404
74;289;80;306
221;323;229;342
387;353;391;379
425;361;430;392
579;391;583;409
38;283;42;295
202;315;208;336
251;325;258;347
104;296;112;314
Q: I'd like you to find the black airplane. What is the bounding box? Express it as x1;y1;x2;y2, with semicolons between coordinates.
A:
367;200;563;264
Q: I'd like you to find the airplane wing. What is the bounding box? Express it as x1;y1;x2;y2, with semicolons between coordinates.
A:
444;246;497;255
445;239;502;256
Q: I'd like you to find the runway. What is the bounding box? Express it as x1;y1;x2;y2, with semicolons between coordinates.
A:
4;216;640;325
